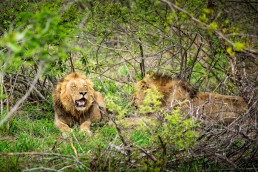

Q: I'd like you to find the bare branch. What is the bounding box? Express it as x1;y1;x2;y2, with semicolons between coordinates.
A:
0;151;74;158
161;0;258;58
0;61;45;126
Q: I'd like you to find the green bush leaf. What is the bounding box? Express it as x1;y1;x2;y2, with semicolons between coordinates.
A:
210;22;218;30
226;46;235;56
234;42;245;51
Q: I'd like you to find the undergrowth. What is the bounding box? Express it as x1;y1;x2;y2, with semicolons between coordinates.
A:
0;82;202;171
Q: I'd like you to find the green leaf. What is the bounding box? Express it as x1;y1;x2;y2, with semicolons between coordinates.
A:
210;22;218;30
203;8;211;14
118;64;128;77
226;46;235;56
234;42;245;51
199;14;208;23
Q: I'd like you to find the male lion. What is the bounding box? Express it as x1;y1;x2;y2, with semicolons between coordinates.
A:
53;72;106;134
135;74;248;125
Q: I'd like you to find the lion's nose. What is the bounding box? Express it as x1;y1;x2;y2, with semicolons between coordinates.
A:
79;91;87;96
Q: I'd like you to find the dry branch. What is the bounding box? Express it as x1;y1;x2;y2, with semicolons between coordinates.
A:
0;61;45;126
161;0;258;58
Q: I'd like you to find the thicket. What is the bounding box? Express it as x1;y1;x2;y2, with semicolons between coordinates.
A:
0;0;257;171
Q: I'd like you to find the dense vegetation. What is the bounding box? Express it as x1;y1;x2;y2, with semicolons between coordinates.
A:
0;0;257;171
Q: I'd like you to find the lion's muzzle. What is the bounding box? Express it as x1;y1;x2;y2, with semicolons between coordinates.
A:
75;98;87;110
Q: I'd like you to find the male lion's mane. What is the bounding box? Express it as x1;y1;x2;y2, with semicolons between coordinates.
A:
53;72;106;133
135;74;248;125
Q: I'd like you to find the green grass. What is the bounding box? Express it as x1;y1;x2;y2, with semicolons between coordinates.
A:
0;102;157;171
130;129;152;147
0;102;232;171
0;103;121;171
0;98;156;168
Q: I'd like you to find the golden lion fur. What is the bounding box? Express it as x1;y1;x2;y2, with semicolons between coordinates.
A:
135;74;248;125
53;72;106;133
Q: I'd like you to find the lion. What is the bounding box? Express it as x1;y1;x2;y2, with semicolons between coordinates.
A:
53;72;106;134
135;74;248;125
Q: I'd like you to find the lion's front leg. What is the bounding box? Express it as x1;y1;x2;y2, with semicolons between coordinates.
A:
80;120;92;135
89;103;102;122
54;116;72;133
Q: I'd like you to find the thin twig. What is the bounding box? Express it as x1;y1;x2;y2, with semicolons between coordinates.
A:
69;51;75;72
135;145;157;162
0;152;74;158
23;167;57;172
57;163;77;172
0;73;4;116
108;114;132;161
161;0;257;58
70;137;78;158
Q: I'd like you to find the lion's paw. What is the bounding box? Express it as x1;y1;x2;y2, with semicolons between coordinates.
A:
80;129;92;137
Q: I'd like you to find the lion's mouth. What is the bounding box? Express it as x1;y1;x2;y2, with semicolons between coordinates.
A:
75;98;87;108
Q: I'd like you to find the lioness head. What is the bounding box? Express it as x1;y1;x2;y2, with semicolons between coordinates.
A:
134;74;197;108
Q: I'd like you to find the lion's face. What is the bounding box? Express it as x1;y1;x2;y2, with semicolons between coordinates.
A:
53;72;107;133
134;75;191;107
66;78;93;111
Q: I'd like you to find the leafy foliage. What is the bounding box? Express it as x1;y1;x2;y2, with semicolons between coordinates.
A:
162;109;199;150
139;87;163;114
137;87;199;151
